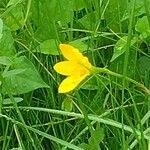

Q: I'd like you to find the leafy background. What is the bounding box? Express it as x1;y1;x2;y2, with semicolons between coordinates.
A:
0;0;150;149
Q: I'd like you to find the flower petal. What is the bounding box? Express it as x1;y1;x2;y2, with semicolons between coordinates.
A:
59;44;92;70
59;44;84;61
58;74;88;93
54;61;82;76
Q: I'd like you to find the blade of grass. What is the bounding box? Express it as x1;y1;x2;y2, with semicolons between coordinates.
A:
0;113;84;150
3;106;150;140
122;0;136;148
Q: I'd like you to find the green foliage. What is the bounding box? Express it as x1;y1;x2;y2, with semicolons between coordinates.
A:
110;36;137;62
2;56;49;95
0;56;12;65
69;40;88;52
36;39;60;55
0;25;15;56
79;126;104;150
35;39;88;55
74;0;85;11
135;16;150;39
5;3;24;31
0;0;150;149
61;97;73;112
104;0;127;32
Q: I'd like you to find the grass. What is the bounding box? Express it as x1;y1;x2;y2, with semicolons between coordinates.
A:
0;0;150;149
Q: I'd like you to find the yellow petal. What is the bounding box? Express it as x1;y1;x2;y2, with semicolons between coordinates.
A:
59;44;84;61
58;74;88;93
80;57;92;70
54;61;80;76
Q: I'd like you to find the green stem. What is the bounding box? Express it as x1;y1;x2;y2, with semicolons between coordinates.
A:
92;67;150;96
75;93;94;135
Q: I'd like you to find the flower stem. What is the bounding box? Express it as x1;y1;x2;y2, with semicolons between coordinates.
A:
93;67;150;96
75;93;94;134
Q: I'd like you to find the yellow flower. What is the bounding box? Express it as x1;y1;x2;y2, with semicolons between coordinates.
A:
54;44;92;93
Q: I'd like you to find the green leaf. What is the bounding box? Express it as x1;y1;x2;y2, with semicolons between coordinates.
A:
2;56;49;95
73;0;86;11
61;97;73;112
35;39;60;55
35;39;88;55
135;16;150;39
31;0;73;41
78;126;104;150
3;97;23;105
57;0;74;24
0;56;12;65
69;40;88;52
2;69;26;78
0;26;15;56
0;18;3;40
88;126;104;147
110;36;137;62
5;5;24;31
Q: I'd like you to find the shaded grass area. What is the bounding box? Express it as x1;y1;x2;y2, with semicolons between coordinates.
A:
0;0;150;149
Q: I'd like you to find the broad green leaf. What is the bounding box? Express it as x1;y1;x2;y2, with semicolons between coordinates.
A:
69;40;88;52
110;36;137;62
35;39;88;55
88;126;104;147
111;36;127;62
0;56;12;65
3;97;23;105
5;5;24;31
73;0;86;11
61;97;73;112
2;56;49;95
0;26;15;56
2;69;26;78
135;16;150;39
35;39;60;55
0;18;3;40
31;0;73;41
79;126;104;150
57;0;74;24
